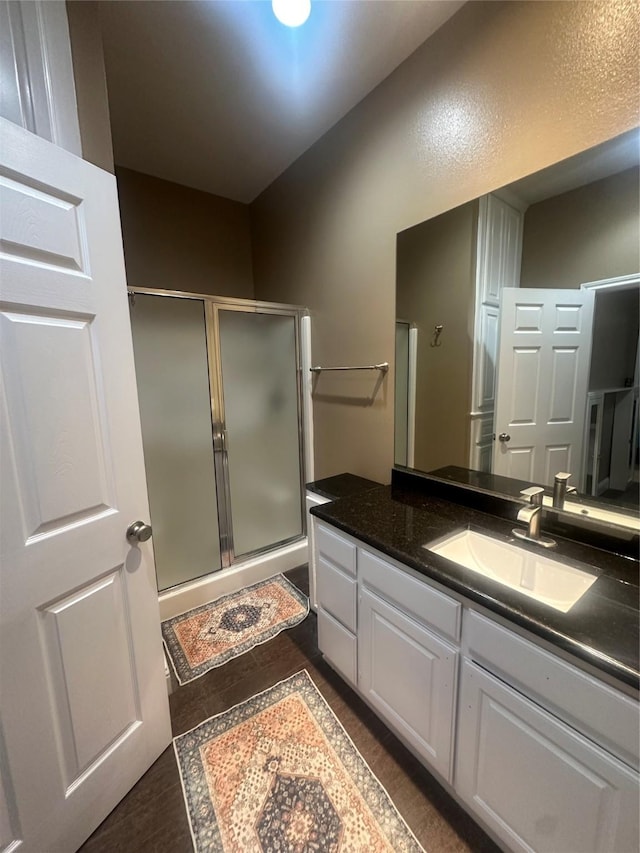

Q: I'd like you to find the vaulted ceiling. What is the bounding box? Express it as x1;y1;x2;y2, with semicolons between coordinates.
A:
98;0;465;203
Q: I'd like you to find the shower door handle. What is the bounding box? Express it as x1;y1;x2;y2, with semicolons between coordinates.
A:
212;421;234;567
213;423;230;453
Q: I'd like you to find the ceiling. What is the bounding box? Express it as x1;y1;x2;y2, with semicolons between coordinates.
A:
507;127;640;206
98;0;465;203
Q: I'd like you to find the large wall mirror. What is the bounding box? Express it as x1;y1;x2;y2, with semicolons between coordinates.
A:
394;128;639;528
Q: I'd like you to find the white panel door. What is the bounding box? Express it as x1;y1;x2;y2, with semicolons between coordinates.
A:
493;287;594;485
0;118;171;852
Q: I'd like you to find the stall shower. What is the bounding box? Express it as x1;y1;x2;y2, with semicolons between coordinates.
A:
128;289;306;597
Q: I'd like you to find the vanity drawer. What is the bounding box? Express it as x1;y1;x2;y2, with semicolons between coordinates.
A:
318;607;357;686
359;548;461;644
315;522;356;577
316;556;357;632
465;610;640;769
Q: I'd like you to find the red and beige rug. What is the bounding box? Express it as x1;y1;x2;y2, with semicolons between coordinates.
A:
173;670;424;853
162;575;309;685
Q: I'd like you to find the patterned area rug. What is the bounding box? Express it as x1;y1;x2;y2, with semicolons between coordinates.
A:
162;575;309;684
174;670;425;852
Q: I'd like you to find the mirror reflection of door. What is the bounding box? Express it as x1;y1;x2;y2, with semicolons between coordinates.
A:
493;279;639;498
492;287;595;486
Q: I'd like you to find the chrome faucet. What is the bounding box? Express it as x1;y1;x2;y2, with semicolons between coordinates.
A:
513;486;556;548
552;472;577;509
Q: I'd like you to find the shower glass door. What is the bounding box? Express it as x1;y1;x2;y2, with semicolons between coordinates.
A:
215;307;304;559
129;291;305;593
129;293;221;591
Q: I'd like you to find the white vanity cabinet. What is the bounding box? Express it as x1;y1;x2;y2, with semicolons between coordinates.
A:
457;612;640;853
315;520;462;783
358;549;460;782
358;591;457;780
314;522;358;686
312;518;640;853
456;661;639;853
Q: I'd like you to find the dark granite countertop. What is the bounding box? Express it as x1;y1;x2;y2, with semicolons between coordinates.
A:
310;484;640;691
306;473;381;501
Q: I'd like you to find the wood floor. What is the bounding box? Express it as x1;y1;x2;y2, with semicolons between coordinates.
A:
79;566;500;853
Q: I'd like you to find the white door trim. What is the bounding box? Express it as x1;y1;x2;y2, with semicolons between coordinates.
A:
301;314;315;482
0;0;81;154
581;273;640;292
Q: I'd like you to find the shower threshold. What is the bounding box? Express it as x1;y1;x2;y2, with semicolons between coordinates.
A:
157;537;308;622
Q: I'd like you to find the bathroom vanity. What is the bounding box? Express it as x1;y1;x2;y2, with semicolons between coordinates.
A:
306;473;381;610
310;473;639;853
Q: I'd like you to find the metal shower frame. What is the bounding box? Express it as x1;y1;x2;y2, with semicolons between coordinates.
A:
128;286;309;577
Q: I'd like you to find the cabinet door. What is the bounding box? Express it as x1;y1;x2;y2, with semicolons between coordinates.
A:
470;413;495;473
478;194;523;305
456;661;639;853
474;303;500;412
358;589;457;783
472;193;523;422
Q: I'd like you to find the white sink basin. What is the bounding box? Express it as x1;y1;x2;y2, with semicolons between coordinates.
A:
424;529;598;613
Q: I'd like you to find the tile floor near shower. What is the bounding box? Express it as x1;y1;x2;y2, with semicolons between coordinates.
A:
80;567;500;853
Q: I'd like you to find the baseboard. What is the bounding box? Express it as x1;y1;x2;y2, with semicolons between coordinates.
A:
158;538;309;621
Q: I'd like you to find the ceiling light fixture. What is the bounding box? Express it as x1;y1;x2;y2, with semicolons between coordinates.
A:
272;0;311;28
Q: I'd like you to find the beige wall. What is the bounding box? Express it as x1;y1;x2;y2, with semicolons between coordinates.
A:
396;202;477;472
251;0;639;484
116;168;254;298
67;5;253;299
520;167;640;290
66;0;114;173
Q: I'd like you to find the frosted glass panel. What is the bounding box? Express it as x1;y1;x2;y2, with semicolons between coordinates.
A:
219;311;303;557
129;294;221;590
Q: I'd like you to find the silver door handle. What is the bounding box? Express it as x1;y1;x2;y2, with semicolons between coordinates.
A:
126;520;152;543
498;433;511;443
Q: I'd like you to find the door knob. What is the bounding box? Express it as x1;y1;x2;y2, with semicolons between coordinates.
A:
498;433;511;443
126;520;152;543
